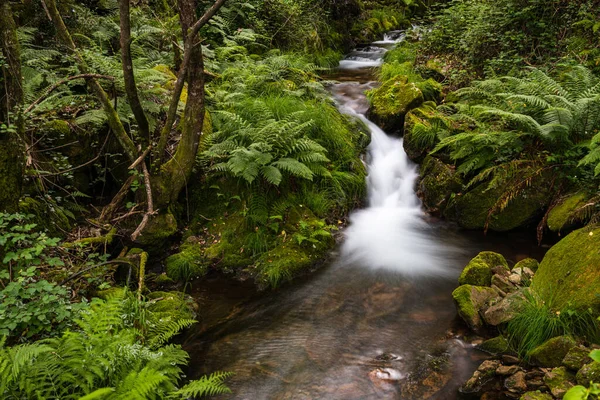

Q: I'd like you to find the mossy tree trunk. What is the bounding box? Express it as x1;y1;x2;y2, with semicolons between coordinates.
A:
0;0;24;213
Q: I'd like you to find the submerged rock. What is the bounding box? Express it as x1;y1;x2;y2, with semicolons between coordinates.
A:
532;226;600;311
459;251;509;287
452;284;497;331
417;156;462;215
529;336;577;368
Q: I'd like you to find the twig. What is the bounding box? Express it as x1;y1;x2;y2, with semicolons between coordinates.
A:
131;160;155;241
25;74;115;114
128;145;152;170
60;260;134;286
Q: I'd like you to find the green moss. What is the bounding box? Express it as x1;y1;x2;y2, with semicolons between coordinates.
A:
40;120;71;137
543;367;575;398
203;214;253;270
64;227;117;248
514;258;539;273
452;284;497;330
547;192;589;233
135;212;178;248
18;197;71;236
520;391;553;400
146;291;197;320
415;78;443;102
459;251;508;286
451;177;551;232
368;79;424;118
477;336;510;354
528;336;576;367
532;227;600;311
165;242;208;281
576;362;600;386
418;156;462;214
256;242;314;289
563;346;593;371
95;287;126;300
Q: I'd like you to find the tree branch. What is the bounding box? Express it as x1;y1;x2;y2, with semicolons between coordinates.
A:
131;160;155;241
119;0;150;142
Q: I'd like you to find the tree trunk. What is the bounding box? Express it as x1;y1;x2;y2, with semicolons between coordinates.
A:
0;0;24;212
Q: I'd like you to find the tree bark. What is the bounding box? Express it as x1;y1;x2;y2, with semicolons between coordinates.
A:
0;0;24;212
119;0;150;143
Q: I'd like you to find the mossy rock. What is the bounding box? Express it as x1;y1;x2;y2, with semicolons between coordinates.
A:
147;291;197;320
165;242;208;281
547;192;589;234
452;284;497;331
402;104;442;162
513;258;539;273
520;392;553;400
135;212;178;248
417;156;462;215
18;197;71;236
563;346;593;371
203;214;253;270
528;336;577;368
95;286;127;300
256;242;314;289
532;227;600;311
449;178;551;232
543;367;575;398
477;335;510;355
367;78;424;133
415;78;442;102
576;362;600;386
459;251;508;286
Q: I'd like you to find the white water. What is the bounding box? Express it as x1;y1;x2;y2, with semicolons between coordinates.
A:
333;44;450;275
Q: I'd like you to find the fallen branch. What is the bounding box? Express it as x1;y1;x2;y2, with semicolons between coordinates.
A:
60;259;134;286
99;175;136;223
131;160;155;241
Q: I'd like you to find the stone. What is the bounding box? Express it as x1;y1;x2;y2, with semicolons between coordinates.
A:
508;274;522;285
497;365;520;375
484;290;527;326
478;336;510;355
562;346;592;371
505;371;528;393
544;367;575;398
520;392;553;400
493;265;512;277
547;192;589;233
576;362;600;386
459;251;509;286
503;355;521;365
492;274;517;293
479;360;501;375
522;267;535;279
529;336;577;368
135;212;178;248
514;258;539;273
532;227;600;311
417;156;463;215
452;285;497;331
367;78;424;132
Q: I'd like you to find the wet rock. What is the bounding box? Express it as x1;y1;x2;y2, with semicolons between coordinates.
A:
505;371;528;393
526;378;545;390
479;360;501;375
562;346;592;371
503;355;521;365
520;391;553;400
491;274;517;293
497;365;521;376
529;336;577;368
483;290;526;326
459;251;509;287
576;362;600;386
532;227;600;311
417;156;463;215
452;285;497;331
491;284;508;298
478;336;510;355
544;367;575;398
367;78;424;133
461;370;489;393
368;367;405;383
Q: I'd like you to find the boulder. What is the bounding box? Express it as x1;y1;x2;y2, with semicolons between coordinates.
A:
448;178;551;232
562;346;592;371
532;227;600;311
576;362;600;386
452;284;497;331
529;336;577;368
367;78;424;133
135;212;178;249
544;367;575;398
459;251;509;286
417;156;463;215
484;290;526;326
477;336;510;355
497;365;520;376
547;192;589;233
505;371;528;393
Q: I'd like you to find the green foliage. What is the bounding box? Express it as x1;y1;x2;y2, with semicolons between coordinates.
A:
0;291;231;399
504;291;600;359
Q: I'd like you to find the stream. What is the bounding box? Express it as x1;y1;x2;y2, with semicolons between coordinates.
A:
184;33;547;399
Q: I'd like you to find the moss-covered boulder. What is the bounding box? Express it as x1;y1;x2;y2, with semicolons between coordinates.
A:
449;179;551;232
477;335;510;355
403;103;445;162
532;227;600;311
547;193;589;234
543;367;575;398
529;336;577;368
415;78;442;103
576;362;600;386
135;212;178;248
513;258;539;273
452;284;497;331
417;156;463;215
459;251;508;286
147;291;197;320
367;78;424;133
165;242;208;281
483;289;526;326
256;242;317;289
19;196;71;236
521;392;553;400
562;346;593;371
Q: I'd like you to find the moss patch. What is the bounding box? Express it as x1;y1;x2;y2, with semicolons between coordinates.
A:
547;192;589;233
477;335;510;355
147;291;197;321
452;284;497;330
165;242;209;281
529;336;576;367
418;156;462;215
514;258;539;273
135;212;178;248
532;226;600;311
459;251;508;286
576;362;600;386
368;79;424;117
256;242;315;289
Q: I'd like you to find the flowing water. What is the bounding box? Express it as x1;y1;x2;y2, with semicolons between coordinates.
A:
184;33;546;399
